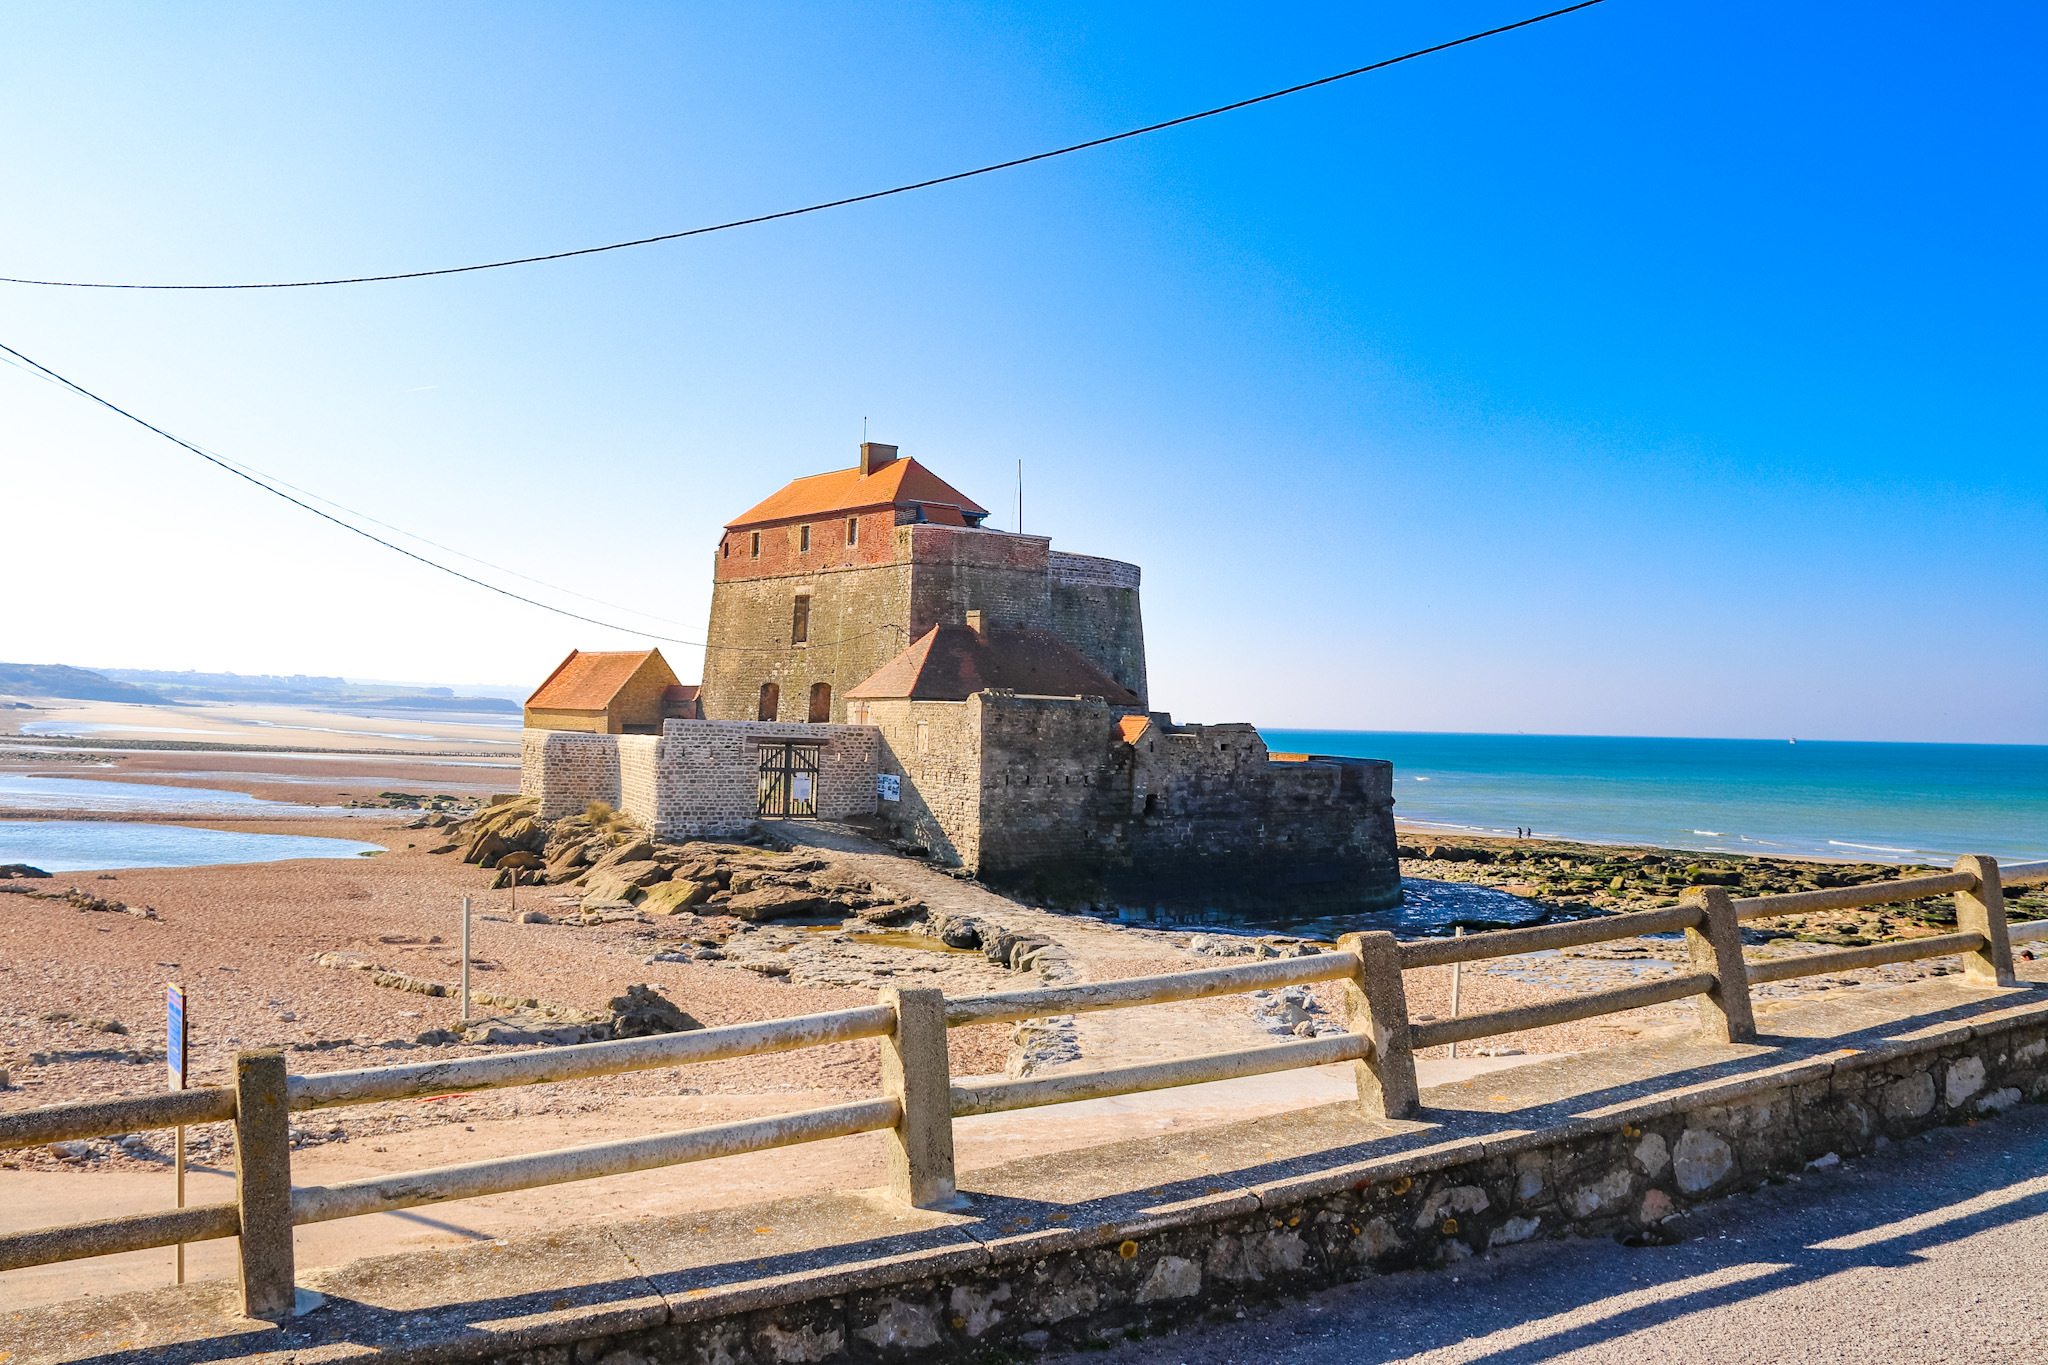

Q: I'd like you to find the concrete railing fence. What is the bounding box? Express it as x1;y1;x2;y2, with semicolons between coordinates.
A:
2;855;2040;1322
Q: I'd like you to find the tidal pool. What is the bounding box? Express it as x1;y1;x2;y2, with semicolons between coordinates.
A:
0;774;369;815
0;820;386;872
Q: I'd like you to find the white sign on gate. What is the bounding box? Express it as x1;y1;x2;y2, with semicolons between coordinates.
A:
877;773;901;802
792;772;813;802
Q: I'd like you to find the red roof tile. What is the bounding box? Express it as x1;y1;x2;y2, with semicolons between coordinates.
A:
1117;715;1153;745
525;649;671;712
847;626;1142;704
726;458;989;529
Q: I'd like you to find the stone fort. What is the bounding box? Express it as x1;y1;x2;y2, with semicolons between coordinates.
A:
523;442;1399;911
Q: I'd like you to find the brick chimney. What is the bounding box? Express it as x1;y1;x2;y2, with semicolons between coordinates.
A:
965;609;986;641
859;442;899;476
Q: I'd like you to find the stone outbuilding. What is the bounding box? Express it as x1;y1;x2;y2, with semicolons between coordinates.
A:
524;649;696;734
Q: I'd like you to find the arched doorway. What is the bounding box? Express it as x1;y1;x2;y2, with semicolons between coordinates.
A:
757;682;780;721
808;682;832;723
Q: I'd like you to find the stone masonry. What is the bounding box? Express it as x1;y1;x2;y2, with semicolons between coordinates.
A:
703;522;1146;725
863;692;1401;910
522;720;878;839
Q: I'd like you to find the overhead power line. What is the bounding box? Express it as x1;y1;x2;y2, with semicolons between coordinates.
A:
0;1;1606;292
0;338;901;653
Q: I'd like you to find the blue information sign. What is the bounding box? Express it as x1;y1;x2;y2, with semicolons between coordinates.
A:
166;985;186;1090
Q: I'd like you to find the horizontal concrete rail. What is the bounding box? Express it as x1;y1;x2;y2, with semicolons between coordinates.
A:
1746;932;1987;986
0;1086;236;1151
943;953;1360;1029
288;1005;898;1111
0;1202;239;1272
950;1032;1373;1119
2012;921;2048;945
1397;905;1702;970
1733;870;1976;921
1410;973;1714;1051
291;1098;902;1225
2004;860;2048;889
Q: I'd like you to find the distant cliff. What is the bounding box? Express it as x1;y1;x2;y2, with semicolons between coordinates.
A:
0;662;172;704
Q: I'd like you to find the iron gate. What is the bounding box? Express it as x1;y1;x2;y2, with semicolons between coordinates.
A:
757;742;822;817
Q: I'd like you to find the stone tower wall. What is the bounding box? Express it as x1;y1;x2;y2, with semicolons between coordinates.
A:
700;559;916;725
1047;551;1147;706
700;523;1144;723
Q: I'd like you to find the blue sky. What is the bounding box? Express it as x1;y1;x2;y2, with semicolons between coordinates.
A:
4;1;2042;743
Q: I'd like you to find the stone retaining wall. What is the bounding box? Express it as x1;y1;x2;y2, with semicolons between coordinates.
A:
12;987;2046;1365
486;1005;2048;1363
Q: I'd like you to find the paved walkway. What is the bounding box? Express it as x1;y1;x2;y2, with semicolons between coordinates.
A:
1086;1103;2048;1364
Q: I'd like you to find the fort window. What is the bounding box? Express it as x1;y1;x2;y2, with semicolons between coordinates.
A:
799;525;812;553
750;531;761;559
722;539;730;558
757;682;780;721
846;516;858;546
1143;793;1159;816
791;595;811;645
808;682;832;723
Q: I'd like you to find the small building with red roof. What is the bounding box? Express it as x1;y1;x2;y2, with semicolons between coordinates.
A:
523;648;688;734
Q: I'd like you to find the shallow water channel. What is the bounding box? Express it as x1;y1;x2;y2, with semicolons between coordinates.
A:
0;820;387;872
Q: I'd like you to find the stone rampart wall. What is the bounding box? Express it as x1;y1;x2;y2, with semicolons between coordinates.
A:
1048;549;1141;590
521;722;880;837
866;698;986;867
616;734;661;827
521;728;622;818
883;697;1399;907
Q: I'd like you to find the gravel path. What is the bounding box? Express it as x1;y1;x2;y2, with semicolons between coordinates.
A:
1072;1103;2048;1364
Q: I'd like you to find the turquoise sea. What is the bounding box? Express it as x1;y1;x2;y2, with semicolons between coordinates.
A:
1258;731;2048;867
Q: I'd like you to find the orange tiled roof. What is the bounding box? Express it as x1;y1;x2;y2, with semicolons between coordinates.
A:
526;649;669;711
1117;715;1153;745
726;458;989;529
847;626;1142;704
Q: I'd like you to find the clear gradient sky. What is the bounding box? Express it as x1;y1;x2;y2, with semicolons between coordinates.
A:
4;2;2042;743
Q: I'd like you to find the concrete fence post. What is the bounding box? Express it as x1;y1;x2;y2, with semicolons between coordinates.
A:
1953;855;2017;987
1337;931;1419;1120
878;987;958;1209
1682;887;1758;1043
232;1049;296;1321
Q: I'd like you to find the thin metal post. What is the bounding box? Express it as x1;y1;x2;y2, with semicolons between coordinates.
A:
1336;931;1419;1119
1953;855;2016;986
460;896;472;1022
1447;926;1464;1060
167;981;188;1285
1682;887;1758;1043
878;987;958;1208
231;1049;294;1321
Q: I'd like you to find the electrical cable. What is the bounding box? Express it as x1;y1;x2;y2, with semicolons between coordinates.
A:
199;448;702;630
0;1;1606;291
0;337;904;653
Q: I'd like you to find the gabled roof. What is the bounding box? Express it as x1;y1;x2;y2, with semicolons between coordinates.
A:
525;649;673;712
847;626;1142;704
1117;715;1153;745
726;458;989;529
